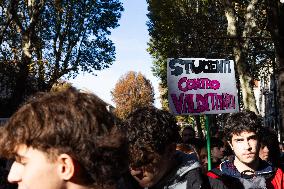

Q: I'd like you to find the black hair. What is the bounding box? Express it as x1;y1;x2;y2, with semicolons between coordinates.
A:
224;110;262;141
124;106;180;167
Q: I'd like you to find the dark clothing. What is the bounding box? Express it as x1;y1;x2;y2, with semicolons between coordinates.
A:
207;176;228;189
117;172;142;189
0;159;17;189
119;151;227;189
207;158;284;189
151;151;202;189
211;160;221;169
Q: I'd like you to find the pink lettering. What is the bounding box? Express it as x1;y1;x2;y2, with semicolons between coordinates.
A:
170;92;237;114
170;93;184;114
177;77;221;92
178;77;188;92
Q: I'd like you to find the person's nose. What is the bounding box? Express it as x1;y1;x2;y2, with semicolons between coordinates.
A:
7;161;23;184
202;157;208;165
204;158;208;164
243;140;252;151
263;146;269;153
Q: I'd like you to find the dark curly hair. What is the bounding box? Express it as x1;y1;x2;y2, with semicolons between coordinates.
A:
259;127;280;166
124;106;180;168
224;110;262;142
0;88;128;187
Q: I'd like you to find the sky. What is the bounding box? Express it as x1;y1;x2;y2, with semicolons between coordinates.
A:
68;0;161;108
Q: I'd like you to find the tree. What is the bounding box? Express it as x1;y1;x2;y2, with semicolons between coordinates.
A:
50;79;73;92
265;0;284;140
219;0;271;113
147;0;274;114
0;0;123;116
147;0;230;109
146;0;280;141
111;71;155;120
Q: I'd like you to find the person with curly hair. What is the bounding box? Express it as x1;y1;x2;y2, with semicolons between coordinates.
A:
0;88;128;189
207;110;284;189
258;127;281;168
122;106;227;189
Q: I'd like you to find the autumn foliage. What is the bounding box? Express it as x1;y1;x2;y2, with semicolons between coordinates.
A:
111;71;155;119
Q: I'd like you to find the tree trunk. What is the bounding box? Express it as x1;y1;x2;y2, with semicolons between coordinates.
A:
265;0;284;141
234;47;259;113
223;0;259;113
195;115;204;139
9;33;32;115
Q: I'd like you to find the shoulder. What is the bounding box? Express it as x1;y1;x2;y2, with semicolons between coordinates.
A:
186;170;228;189
207;167;222;179
268;168;284;189
174;151;200;176
185;168;210;189
207;167;242;189
270;168;284;181
207;176;229;189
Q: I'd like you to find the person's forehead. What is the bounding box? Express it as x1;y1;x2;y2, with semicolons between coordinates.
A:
212;146;222;149
15;144;50;160
200;148;207;154
232;131;257;138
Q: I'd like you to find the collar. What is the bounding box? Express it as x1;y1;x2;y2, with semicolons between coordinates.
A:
220;157;275;179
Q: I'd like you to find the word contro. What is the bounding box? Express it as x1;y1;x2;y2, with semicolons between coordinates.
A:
169;59;231;76
171;92;236;114
178;77;220;91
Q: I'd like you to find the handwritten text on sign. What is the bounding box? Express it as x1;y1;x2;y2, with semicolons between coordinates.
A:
167;58;239;115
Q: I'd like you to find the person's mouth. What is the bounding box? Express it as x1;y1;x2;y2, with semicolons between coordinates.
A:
243;153;255;156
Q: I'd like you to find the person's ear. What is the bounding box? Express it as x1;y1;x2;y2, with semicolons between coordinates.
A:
57;154;75;180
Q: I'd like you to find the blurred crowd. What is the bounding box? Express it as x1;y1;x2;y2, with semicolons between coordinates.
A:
0;89;283;189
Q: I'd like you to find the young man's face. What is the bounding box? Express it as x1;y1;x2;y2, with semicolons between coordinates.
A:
182;128;195;143
8;144;64;189
130;164;165;188
279;144;284;152
259;144;270;161
211;146;225;161
199;147;208;173
129;147;175;188
229;131;260;166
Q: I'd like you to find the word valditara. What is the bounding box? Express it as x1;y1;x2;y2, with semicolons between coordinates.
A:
170;92;236;114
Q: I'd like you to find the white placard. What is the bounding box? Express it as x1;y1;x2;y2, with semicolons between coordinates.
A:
167;58;239;115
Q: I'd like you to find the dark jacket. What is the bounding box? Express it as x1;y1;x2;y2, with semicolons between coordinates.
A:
118;151;227;189
152;151;202;189
207;158;284;189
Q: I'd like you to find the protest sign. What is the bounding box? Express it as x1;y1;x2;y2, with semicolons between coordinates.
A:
167;58;239;115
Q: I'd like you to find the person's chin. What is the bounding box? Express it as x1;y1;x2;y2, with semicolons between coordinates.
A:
138;181;154;188
261;156;269;161
243;157;258;164
136;177;154;188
